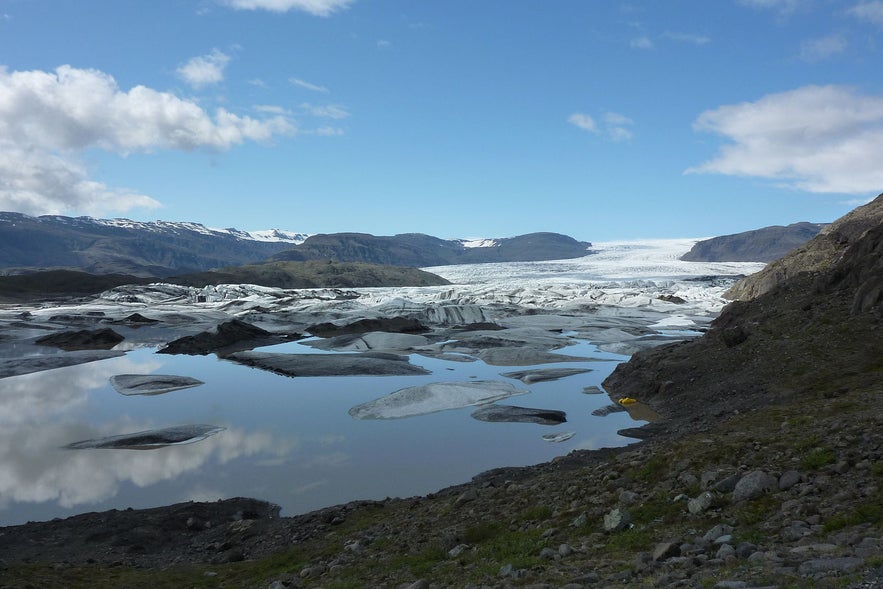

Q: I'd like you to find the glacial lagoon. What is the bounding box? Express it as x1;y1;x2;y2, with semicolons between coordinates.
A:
0;240;765;526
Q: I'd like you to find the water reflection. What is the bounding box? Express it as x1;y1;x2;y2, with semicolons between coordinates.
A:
0;339;640;526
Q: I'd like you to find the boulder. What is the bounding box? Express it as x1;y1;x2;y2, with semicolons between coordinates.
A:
732;470;778;502
603;508;632;532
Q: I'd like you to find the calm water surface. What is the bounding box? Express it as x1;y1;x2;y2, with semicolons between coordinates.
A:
0;338;641;526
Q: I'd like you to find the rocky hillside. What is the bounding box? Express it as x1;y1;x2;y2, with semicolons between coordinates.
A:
271;232;592;266
604;194;882;425
680;221;825;263
725;194;883;300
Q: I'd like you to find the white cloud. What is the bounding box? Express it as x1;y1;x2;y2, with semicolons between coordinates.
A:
254;104;291;115
0;65;295;216
223;0;354;16
567;113;599;133
630;36;654;49
688;85;883;194
0;142;161;217
848;1;883;26
569;112;635;141
799;34;847;61
312;126;345;136
605;112;635;141
738;0;801;12
176;49;230;89
301;102;350;119
377;39;392;48
290;77;329;93
661;31;711;45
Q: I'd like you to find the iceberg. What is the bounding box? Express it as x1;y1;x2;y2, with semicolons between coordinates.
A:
349;381;528;420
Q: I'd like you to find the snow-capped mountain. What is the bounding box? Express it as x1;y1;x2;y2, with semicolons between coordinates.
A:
0;212;307;276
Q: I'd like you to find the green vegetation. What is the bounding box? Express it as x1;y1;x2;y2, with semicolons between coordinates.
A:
800;446;836;470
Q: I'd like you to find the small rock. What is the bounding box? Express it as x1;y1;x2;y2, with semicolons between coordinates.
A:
832;461;850;474
448;544;470;558
797;557;864;575
570;572;600;584
539;547;559;560
404;581;429;589
703;524;733;542
732;470;777;502
558;543;573;557
454;489;478;506
715;544;736;560
701;470;719;489
778;469;802;490
571;512;588;527
499;563;526;579
735;542;757;559
713;534;733;545
619;490;640;505
652;541;681;561
688;491;713;514
713;582;747;589
678;471;699;487
713;473;742;493
603;508;632;532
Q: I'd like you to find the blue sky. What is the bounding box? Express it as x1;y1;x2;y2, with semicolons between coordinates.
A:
0;0;882;241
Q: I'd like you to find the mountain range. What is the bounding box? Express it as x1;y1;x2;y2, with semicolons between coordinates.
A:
0;213;591;276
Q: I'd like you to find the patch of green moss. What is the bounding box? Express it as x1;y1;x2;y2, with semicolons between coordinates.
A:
823;492;883;533
800;446;836;470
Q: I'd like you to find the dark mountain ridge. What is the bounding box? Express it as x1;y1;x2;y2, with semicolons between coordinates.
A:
271;231;592;266
680;221;826;263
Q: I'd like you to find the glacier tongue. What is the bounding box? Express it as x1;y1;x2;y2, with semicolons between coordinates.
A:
70;238;766;354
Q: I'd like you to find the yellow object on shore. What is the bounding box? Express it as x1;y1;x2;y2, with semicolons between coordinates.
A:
618;397;637;405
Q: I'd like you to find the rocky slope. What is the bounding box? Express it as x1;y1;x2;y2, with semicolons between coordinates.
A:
725;194;883;300
680;222;825;263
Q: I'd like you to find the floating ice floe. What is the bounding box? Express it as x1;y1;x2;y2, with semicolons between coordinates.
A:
501;367;592;384
471;404;567;425
349;381;528;419
109;374;204;396
64;424;225;450
542;431;576;443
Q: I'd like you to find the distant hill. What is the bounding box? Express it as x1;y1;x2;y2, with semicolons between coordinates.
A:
0;261;450;303
680;222;826;263
0;212;306;277
271;232;592;266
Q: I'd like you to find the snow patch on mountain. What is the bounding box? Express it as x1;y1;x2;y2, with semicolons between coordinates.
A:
458;238;500;248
